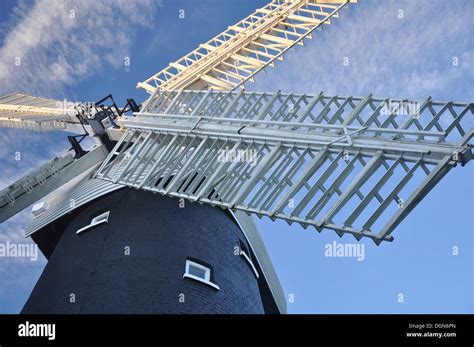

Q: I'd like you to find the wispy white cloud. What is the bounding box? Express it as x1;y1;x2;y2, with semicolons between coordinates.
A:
251;0;474;101
0;0;162;188
0;0;160;97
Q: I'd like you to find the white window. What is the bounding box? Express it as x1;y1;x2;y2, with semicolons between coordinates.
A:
31;201;49;218
183;259;220;290
76;211;110;235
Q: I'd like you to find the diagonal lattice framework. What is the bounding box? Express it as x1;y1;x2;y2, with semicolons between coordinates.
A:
138;0;357;93
96;90;473;244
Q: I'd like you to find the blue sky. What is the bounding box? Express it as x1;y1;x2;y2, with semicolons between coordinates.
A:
0;0;472;313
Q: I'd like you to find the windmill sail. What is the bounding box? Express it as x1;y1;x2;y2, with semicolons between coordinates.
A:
137;0;357;93
96;90;474;244
0;93;87;133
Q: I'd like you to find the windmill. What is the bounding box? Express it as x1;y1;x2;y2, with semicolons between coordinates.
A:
0;0;472;314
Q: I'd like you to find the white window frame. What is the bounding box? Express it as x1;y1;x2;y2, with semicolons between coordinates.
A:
183;259;220;290
76;211;110;235
31;201;49;218
240;250;260;279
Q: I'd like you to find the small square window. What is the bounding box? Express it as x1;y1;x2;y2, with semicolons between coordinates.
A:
183;259;219;290
188;263;208;280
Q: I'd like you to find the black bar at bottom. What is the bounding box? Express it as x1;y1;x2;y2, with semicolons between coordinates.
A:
0;314;472;346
